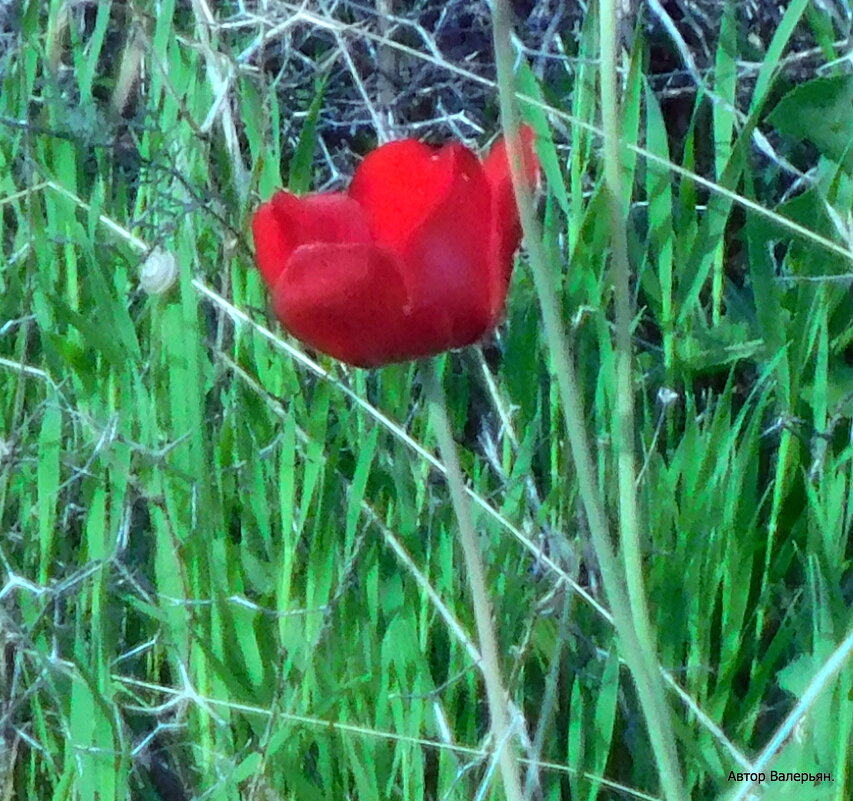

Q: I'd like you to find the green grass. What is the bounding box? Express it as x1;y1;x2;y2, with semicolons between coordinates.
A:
2;1;853;800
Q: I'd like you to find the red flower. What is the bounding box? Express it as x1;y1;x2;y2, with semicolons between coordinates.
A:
251;125;539;367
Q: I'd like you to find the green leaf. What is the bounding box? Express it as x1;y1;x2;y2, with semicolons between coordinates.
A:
289;73;329;194
517;60;569;213
767;75;853;170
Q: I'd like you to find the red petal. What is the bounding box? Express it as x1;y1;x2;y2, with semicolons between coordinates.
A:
273;243;417;367
348;139;459;254
251;191;370;288
252;199;293;289
483;124;539;195
400;144;496;346
481;125;540;317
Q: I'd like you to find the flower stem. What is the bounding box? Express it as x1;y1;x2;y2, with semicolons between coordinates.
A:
490;1;686;799
598;2;686;798
419;358;524;801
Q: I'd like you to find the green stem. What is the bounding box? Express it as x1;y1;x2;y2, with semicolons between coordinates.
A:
420;358;524;801
490;1;686;799
598;3;685;799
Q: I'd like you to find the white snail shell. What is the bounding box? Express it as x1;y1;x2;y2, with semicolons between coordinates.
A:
657;387;679;408
140;247;178;295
